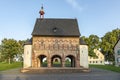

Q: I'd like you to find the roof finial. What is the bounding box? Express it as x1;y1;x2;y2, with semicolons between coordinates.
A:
39;4;45;19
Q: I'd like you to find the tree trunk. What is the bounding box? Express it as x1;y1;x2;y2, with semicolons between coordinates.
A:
8;57;11;64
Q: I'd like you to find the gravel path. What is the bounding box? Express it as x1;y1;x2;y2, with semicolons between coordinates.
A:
0;68;120;80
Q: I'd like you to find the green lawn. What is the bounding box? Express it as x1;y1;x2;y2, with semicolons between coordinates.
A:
0;62;22;71
90;65;120;73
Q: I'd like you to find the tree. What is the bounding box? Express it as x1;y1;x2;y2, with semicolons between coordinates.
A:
81;35;100;57
18;40;27;54
0;38;21;64
17;40;28;61
101;28;120;61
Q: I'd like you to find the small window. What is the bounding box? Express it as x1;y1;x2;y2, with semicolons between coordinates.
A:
117;57;120;63
100;61;102;63
117;49;120;55
96;61;97;63
82;50;83;53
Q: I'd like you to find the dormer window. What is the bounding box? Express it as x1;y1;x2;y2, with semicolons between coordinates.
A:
53;27;57;33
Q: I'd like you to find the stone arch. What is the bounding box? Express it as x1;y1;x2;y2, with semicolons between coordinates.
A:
53;58;61;63
38;54;47;67
65;55;76;67
51;55;62;67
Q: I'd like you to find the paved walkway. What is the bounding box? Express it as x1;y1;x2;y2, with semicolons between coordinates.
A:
0;68;120;80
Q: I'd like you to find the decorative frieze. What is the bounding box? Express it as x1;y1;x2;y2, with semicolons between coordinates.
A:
33;41;79;51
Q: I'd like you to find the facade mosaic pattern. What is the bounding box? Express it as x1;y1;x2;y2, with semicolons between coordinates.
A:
32;37;80;68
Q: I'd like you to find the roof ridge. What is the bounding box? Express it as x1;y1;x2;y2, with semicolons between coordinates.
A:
37;18;77;20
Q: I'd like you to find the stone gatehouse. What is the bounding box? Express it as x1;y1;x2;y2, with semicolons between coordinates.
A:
23;6;88;70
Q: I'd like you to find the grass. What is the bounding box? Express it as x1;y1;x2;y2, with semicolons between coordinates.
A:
90;65;120;73
0;62;22;71
42;62;71;67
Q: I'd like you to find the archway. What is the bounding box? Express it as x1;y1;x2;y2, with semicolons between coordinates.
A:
51;55;62;67
38;55;47;67
53;58;61;63
65;55;75;67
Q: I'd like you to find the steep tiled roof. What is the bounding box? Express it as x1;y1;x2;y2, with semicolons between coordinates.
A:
24;38;32;45
80;38;87;45
32;18;80;37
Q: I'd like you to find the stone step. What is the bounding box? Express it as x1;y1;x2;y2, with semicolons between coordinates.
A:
21;68;90;73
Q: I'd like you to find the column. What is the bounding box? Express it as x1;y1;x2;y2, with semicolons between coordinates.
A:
48;54;51;68
62;54;65;67
34;57;38;68
75;56;80;68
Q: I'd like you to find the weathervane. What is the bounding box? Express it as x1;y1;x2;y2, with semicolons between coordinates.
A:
39;4;45;19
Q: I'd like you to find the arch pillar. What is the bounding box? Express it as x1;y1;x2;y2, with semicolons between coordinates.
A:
48;54;51;68
62;54;65;67
75;52;80;67
34;58;38;68
75;58;80;67
37;58;40;67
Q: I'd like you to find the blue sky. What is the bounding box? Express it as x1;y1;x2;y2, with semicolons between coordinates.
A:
0;0;120;42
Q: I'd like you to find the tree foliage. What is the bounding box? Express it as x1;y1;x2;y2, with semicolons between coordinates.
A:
0;38;24;64
18;40;27;54
81;28;120;62
81;35;100;57
0;38;19;63
101;28;120;61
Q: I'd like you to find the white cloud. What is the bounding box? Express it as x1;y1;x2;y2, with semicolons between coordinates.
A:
65;0;83;12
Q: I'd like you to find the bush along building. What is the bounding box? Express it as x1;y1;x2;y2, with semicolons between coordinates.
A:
22;6;89;73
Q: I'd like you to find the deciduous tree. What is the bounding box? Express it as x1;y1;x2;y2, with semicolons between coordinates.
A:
0;38;20;64
101;28;120;61
81;35;100;57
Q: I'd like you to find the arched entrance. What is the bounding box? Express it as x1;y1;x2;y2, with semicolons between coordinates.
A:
51;55;62;67
38;55;47;67
65;55;75;67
